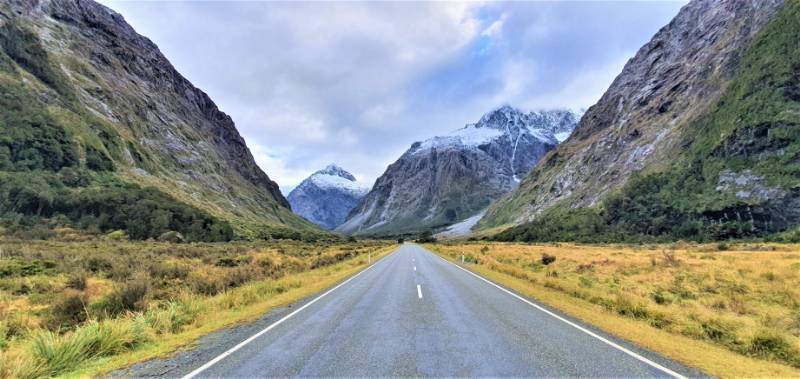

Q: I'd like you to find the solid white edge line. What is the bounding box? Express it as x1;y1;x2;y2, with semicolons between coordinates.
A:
417;284;423;299
181;248;397;379
429;249;686;379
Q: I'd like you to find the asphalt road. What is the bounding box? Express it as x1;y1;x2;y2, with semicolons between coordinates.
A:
182;243;697;378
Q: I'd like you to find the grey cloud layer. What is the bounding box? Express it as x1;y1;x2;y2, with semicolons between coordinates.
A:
99;1;686;192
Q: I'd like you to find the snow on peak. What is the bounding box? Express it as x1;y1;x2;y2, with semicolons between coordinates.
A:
477;105;527;129
307;164;369;195
412;124;504;152
316;164;356;181
409;106;579;155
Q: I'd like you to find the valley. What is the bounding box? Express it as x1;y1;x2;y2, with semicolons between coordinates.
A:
2;0;800;377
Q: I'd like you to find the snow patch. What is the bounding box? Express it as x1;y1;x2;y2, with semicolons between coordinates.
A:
436;210;487;238
309;173;369;196
555;131;572;143
413;124;503;153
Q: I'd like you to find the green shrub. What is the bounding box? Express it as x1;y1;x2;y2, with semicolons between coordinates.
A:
416;230;436;243
65;273;88;290
0;259;56;277
743;330;800;367
104;230;128;242
614;295;650;319
84;257;113;274
48;294;87;330
84;145;114;172
99;280;149;316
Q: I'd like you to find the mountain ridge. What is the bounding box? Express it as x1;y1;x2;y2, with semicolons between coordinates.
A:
287;164;369;230
337;106;579;236
0;0;322;240
483;0;800;242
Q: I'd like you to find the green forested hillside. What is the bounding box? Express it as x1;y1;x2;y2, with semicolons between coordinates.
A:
495;1;800;243
0;2;323;241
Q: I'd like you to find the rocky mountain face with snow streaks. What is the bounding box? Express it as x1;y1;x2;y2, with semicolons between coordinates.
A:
485;0;800;242
337;106;579;236
288;165;369;230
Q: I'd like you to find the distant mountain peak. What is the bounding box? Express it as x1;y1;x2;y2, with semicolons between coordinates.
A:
410;107;579;155
338;104;579;236
288;164;370;230
476;105;526;129
316;164;356;181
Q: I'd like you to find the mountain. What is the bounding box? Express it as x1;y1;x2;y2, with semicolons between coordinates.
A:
0;0;320;240
482;0;800;242
287;164;370;230
337;106;580;236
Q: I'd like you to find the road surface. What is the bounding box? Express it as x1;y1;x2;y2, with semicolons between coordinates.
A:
174;243;697;377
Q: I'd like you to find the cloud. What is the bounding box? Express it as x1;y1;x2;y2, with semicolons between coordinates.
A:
481;13;507;39
98;1;686;190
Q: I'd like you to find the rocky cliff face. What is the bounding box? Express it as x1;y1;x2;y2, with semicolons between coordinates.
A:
481;0;788;230
0;0;318;238
337;106;579;236
485;0;800;242
287;165;369;230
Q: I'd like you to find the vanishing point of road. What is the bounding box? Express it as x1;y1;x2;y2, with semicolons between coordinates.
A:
170;244;698;377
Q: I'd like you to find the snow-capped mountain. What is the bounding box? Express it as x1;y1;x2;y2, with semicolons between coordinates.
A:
287;165;370;230
337;106;580;236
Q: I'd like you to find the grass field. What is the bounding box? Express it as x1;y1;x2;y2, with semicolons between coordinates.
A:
428;242;800;377
0;239;395;378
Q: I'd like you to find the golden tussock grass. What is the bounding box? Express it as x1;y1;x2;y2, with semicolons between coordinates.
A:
0;240;396;378
428;242;800;378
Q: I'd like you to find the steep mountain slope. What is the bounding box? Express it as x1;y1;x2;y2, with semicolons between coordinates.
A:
483;0;800;242
287;164;370;230
0;0;319;240
337;106;579;236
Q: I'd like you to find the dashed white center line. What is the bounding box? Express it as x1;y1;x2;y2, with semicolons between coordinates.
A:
414;266;417;271
417;284;423;299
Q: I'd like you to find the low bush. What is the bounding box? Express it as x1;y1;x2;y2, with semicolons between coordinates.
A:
65;273;87;290
416;231;436;243
48;294;87;330
743;330;800;367
98;280;149;316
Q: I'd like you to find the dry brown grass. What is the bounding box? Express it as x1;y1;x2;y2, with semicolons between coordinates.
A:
429;242;800;377
0;239;395;378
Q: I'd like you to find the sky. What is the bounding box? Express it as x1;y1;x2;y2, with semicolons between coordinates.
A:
98;0;687;195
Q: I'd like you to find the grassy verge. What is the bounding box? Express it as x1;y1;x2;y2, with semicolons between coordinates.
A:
0;240;396;378
427;242;800;377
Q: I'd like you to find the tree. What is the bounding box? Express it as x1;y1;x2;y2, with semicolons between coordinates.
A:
416;230;436;243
